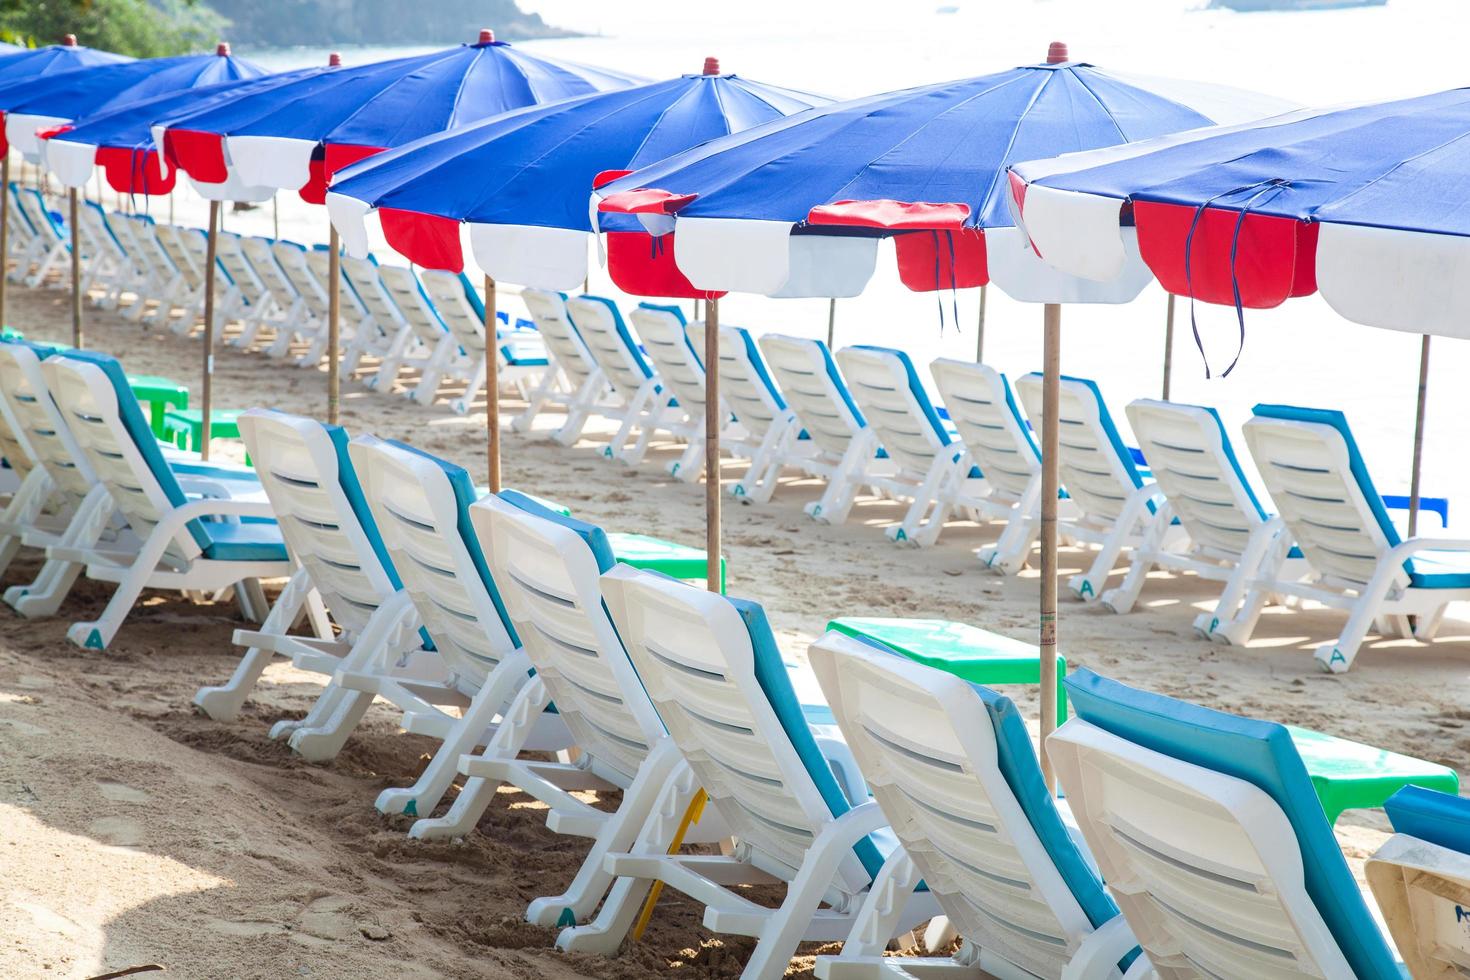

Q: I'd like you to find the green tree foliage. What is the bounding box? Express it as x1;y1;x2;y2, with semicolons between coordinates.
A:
206;0;571;47
0;0;225;58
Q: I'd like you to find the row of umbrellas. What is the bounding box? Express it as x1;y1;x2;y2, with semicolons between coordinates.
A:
3;31;1463;775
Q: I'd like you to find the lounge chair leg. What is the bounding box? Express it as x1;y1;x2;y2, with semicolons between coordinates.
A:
1193;518;1285;640
194;567;318;721
620;391;672;468
407;675;551;839
511;365;561;434
1208;530;1292;646
284;593;422;760
527;738;687;928
449;354;487;416
235;577;270;623
732;415;795;504
556;762;702;955
891;454;958;547
1415;604;1449;641
1314;561;1406;673
604;384;655;463
7;485;114;617
0;469;55;578
980;475;1043;575
1068;486;1158;602
375;649;532;819
807;430;876;525
825;847;923;964
743;801;892;980
66;548;162;651
669;424;705;483
1102;501;1176;614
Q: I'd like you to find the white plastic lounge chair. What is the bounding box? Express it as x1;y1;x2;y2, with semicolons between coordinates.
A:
76;201;129;306
1367;786;1470;978
339;254;410;384
808;631;1140;980
0;339;107;583
928;359;1044;573
1227;404;1470;672
118;214;181;323
627;303;707;481
192;408;414;725
1100;399;1302;631
157;224;215;333
1014;374;1166;602
515;288;614;445
1050;667;1407;980
369;264;448;394
564;294;690;466
319;436;566;804
211;230;272;342
835;346;988;546
4;182;36;263
14;188;70;289
35;350;288;649
408;491;723;918
757;334;883;524
104;211;166;317
559;566;937;978
413;269;548;414
683;320;799;504
267;239;329;361
233;236;302;353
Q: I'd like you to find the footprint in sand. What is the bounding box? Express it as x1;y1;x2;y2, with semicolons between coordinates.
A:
297;895;359;942
87;816;144;848
207;919;288;937
96;779;150;804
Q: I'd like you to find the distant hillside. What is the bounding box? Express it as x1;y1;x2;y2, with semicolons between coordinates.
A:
204;0;577;47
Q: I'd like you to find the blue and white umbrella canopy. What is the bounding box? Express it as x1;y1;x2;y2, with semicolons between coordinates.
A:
1011;88;1470;340
1;43;265;162
326;58;827;289
158;29;643;206
0;34;129;88
595;44;1290;302
38;63;334;197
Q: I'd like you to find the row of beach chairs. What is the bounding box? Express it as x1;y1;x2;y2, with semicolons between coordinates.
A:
2;183;552;413
0;336;1467;978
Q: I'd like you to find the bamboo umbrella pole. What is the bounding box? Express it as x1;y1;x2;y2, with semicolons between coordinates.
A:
975;284;988;362
705;296;722;593
1038;302;1061;789
1162;293;1176;400
826;297;836;348
200;200;220;460
485;275;501;492
1;155;10;330
327;225;340;425
1408;334;1430;536
69;189;82;346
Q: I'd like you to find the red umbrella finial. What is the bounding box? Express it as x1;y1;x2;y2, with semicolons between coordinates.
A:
328;51;342;66
61;34;77;47
216;41;230;56
479;28;495;44
702;57;721;75
1047;41;1070;64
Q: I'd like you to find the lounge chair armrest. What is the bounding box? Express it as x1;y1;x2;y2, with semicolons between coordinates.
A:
813;734;871;806
151;498;276;534
1062;913;1142;980
1384;537;1470;562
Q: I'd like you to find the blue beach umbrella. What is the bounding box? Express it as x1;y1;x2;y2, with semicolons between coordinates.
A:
1011;87;1470;549
155;28;642;453
326;56;827;500
0;33;129;91
1;42;266;162
597;42;1291;762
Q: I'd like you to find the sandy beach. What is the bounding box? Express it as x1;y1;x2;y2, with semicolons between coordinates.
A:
0;257;1467;978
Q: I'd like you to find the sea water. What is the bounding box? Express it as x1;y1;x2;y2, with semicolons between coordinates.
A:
225;0;1470;519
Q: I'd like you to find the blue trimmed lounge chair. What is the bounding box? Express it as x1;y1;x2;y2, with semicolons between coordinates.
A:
1368;786;1470;977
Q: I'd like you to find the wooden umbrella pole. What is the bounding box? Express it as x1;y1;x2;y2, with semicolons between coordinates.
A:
69;189;82;347
201;200;220;461
0;155;9;330
1408;333;1430;537
327;225;341;425
1162;293;1176;401
485;274;501;492
1038;302;1061;790
272;194;279;241
827;297;836;349
705;296;722;593
976;284;988;362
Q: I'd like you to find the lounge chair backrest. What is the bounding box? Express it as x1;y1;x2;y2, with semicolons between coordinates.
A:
1244;405;1401;590
271;240;328;317
307;245;366;322
214;230;265;300
238;409;401;639
340;254;405;334
472;492;664;785
757;334;866;459
1369;786;1470;978
347;435;517;680
157;225;204;289
565;295;654;400
0;340;71;485
629;304;705;415
376;265;444;347
601;565;883;896
838;345;953;477
419;269;488;356
42;351;206;563
1015;373;1146;523
521;288;597;388
80;201;122;261
16;189;62;245
241;236;299;310
133;216;178;279
930;360;1038;500
1050;668;1402;980
1128;399;1267;560
110;212;161;279
686;321;788;441
809;630;1123;978
5;183;35;240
